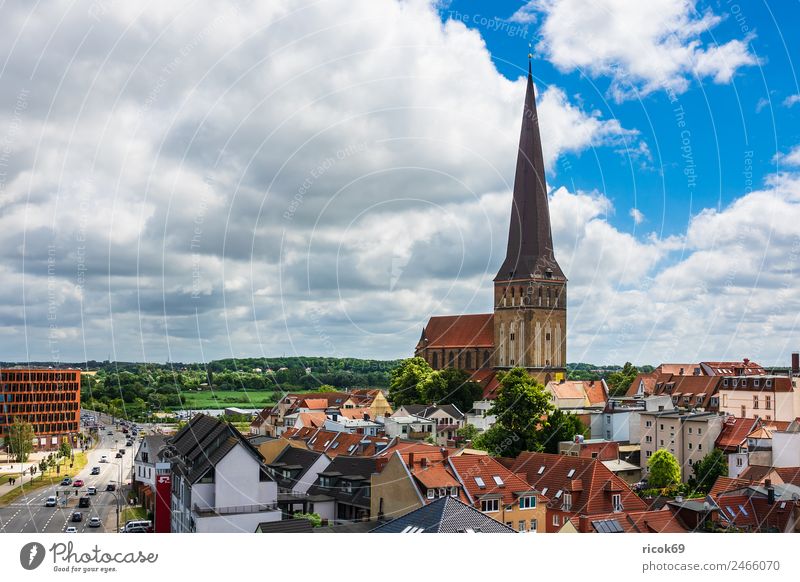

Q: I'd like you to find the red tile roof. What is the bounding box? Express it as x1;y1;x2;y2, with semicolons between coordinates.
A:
625;372;662;398
578;508;689;533
508;452;647;521
418;314;494;349
701;360;766;376
709;476;752;498
715;417;761;451
449;454;541;508
469;369;501;399
715;495;796;532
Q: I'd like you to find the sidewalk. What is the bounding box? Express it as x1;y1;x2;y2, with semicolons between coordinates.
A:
0;446;89;498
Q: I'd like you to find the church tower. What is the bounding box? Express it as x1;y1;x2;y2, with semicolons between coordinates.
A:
492;59;567;384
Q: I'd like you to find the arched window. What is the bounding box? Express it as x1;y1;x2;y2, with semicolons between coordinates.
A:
432;352;439;369
465;352;473;369
483;350;490;367
448;351;455;367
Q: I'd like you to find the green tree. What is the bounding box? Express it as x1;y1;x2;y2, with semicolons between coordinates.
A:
539;408;588;454
481;368;553;457
606;362;639;397
456;424;480;443
690;448;727;494
293;512;322;527
388;357;432;406
647;449;681;488
6;418;35;464
39;458;49;474
421;367;482;412
58;437;72;458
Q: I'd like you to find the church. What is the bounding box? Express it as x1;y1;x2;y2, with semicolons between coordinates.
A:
415;60;567;397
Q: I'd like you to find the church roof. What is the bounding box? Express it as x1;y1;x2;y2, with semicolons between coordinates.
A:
418;314;494;349
495;60;563;282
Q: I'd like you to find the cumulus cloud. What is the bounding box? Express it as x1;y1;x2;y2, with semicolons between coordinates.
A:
774;146;800;168
784;94;800;108
629;208;645;225
516;0;758;101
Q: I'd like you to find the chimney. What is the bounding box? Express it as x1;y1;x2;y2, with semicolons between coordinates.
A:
408;452;415;467
578;515;590;533
766;480;775;505
440;447;449;459
792;353;799;375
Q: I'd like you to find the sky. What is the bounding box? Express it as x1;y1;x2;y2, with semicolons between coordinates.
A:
0;0;799;366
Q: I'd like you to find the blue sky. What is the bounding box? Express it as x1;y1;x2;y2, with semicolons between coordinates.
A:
443;0;800;241
1;0;799;366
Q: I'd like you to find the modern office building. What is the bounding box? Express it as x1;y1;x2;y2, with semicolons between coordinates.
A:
0;368;81;450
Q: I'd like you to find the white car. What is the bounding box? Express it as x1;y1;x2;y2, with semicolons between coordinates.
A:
88;516;102;528
45;496;57;507
100;455;108;463
65;526;78;533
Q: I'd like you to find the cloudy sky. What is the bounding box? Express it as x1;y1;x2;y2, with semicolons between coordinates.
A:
1;0;799;366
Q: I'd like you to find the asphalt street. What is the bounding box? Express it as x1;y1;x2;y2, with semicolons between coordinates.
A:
0;426;135;534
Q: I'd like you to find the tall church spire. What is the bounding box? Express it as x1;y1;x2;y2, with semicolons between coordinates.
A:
495;57;564;282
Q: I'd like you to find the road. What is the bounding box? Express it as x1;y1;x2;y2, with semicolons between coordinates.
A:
0;426;135;534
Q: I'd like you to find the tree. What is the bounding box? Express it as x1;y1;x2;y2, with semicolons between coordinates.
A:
293;512;322;527
647;449;681;488
39;459;49;474
421;367;483;412
58;437;72;458
539;408;588;454
456;424;480;444
482;368;553;457
5;418;35;464
388;358;432;406
690;448;727;494
606;362;639;397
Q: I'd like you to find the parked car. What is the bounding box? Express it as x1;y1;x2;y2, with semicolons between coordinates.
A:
88;516;102;528
87;486;97;495
90;466;100;475
71;511;82;522
78;496;91;508
73;479;84;487
61;477;72;486
65;526;78;533
45;496;57;507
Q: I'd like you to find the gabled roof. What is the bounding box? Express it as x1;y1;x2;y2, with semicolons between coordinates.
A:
709;475;753;498
397;403;465;420
418;314;494;349
449;454;539;507
701;360;766;376
625;372;661;398
508;452;647;515
715;495;796;532
715;417;761;451
370;496;515;533
581;508;689;533
270;447;326;489
547;380;607;407
306;456;376;508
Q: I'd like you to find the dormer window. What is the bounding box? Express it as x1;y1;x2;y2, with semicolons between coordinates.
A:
612;494;622;512
427;488;435;500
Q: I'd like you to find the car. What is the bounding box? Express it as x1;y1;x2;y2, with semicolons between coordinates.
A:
106;483;116;491
45;496;57;507
87;486;97;495
71;511;82;522
107;431;114;435
125;441;133;447
61;477;72;486
115;452;123;458
78;496;91;508
100;455;108;463
65;526;78;533
88;516;101;528
118;449;126;455
73;479;84;487
90;466;100;475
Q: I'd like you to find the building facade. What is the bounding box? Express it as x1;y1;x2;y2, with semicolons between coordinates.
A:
718;375;800;422
0;368;81;450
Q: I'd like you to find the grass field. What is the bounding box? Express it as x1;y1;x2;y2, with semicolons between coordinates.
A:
171;389;313;410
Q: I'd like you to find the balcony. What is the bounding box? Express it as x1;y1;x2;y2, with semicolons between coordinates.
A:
192;502;278;517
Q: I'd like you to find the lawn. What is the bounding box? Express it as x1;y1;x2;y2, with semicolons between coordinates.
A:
121;506;149;523
0;452;88;506
172;389;304;411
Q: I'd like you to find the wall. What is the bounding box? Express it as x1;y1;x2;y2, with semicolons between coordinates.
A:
215;443;277;508
773;431;800;467
370;453;424;520
195;509;281;533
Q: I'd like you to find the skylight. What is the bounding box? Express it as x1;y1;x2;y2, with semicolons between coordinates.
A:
492;475;504;486
555;490;563;499
567;469;575;478
474;477;486;489
538;465;545;475
738;505;749;516
348;444;356;452
726;507;736;517
401;525;424;533
541;487;548;495
330;442;340;449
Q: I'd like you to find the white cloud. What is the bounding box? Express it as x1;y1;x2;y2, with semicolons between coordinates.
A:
784;94;800;108
518;0;758;101
773;146;800;167
629;208;645;224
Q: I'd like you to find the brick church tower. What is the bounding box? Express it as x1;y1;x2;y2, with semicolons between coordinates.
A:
492;59;567;384
415;58;566;391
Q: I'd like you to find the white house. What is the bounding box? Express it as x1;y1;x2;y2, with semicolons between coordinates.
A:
166;415;281;533
382;415;436;440
772;419;800;468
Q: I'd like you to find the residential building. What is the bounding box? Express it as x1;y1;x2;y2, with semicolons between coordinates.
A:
558;437;619;460
714;416;764;478
132;435;166;513
449;454;547;532
306;456;376;523
546;380;608;410
718;375;800;423
381;415;436;441
565;508;690;533
347;389;393;418
466;399;496;433
166;414;281;533
773;418;800;467
505;452;648;532
715;481;800;532
0;368;81;450
392;404;466;445
322;416;381;436
639;411;724;482
370;495;515;533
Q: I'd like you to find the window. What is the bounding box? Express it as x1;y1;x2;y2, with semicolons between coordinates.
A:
612;494;622;512
645;435;652;443
450;487;458;497
753;395;759;410
698;428;702;435
552;514;560;526
530;519;537;532
754;379;760;388
199;468;215;484
519;496;536;510
518;520;527;532
645;420;652;428
606;415;611;423
736;457;743;467
537;465;545;475
646;451;652;457
688;427;692;434
492;475;504;487
567;469;575;478
427;489;435;500
698;444;702;451
481;499;499;513
765;395;772;409
688;442;693;450
562;493;572;511
741;405;746;417
606;431;611;439
474;477;486;489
